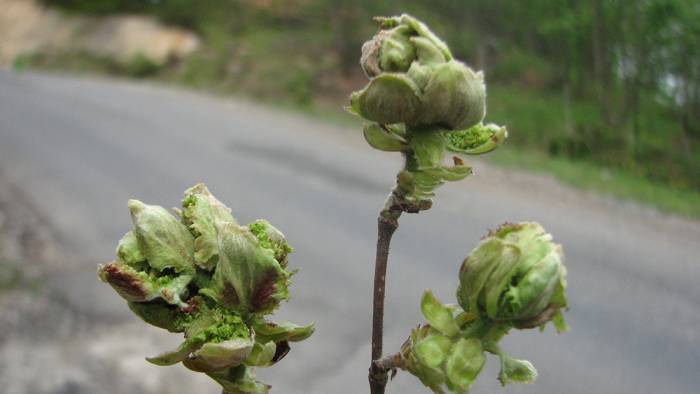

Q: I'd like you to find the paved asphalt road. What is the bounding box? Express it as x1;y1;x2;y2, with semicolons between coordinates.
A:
0;70;699;394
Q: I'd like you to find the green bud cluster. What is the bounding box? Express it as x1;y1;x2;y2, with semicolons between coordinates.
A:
350;15;507;207
98;184;314;393
396;222;568;393
457;222;568;330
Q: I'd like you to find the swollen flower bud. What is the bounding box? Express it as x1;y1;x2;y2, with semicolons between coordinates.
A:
98;184;313;393
351;15;507;210
352;14;486;131
457;222;568;331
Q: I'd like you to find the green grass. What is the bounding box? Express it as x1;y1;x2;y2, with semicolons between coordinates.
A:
488;147;700;218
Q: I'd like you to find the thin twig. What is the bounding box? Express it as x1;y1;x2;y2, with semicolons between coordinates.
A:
369;151;426;394
369;199;400;394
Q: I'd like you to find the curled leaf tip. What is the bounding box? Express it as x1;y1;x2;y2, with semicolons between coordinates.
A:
127;198;146;213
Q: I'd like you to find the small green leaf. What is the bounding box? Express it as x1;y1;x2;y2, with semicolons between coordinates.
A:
415;363;447;390
350;73;422;125
421;290;459;337
247;219;293;267
128;199;195;275
399;14;453;60
98;261;191;307
498;354;537;386
385;123;407;137
444;338;486;391
181;183;237;271
446;123;508;155
379;25;416;73
251;318;315;343
410;36;446;65
420;165;472;182
414;334;453;369
246;341;277;367
363;123;409;152
552;309;569;333
407;61;432;91
504;247;561;319
483;244;521;319
202;223;290;315
146;336;205;366
190;337;254;371
419;61;486;130
456;238;506;314
412;172;441;196
454;311;477;327
116;230;145;265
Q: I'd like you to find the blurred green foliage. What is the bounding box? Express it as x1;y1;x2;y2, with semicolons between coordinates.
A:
25;50;163;78
125;53;162;78
41;0;700;211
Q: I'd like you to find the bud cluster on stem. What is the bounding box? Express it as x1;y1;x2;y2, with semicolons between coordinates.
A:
348;14;567;394
98;184;313;394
